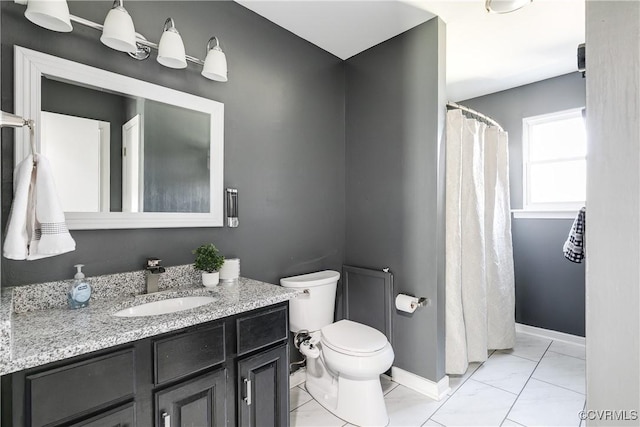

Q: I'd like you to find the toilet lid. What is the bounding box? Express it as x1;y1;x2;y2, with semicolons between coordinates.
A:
321;320;388;354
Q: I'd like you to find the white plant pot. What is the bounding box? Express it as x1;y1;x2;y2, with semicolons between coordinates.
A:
202;271;220;287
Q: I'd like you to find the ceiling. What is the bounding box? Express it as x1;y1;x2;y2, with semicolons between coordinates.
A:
235;0;585;101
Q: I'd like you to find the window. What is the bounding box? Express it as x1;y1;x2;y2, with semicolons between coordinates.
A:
522;108;586;212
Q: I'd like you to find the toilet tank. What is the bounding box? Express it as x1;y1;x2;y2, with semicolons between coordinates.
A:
280;270;340;333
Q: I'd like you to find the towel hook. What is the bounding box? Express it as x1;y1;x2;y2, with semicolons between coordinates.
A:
0;111;36;164
27;120;37;166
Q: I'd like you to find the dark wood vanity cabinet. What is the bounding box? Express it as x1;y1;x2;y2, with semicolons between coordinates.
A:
68;403;136;427
155;368;228;427
1;302;290;427
238;344;288;427
235;304;290;427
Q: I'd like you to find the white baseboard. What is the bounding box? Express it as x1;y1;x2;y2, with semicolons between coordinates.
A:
290;367;306;388
291;365;450;400
391;366;449;401
516;323;585;346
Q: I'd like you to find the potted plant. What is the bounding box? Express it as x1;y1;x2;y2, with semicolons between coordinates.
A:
193;244;225;287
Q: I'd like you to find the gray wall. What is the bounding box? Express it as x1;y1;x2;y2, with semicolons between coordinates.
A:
345;18;447;381
1;0;345;286
462;73;586;336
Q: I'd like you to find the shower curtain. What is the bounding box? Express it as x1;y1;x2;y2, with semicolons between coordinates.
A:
445;109;515;375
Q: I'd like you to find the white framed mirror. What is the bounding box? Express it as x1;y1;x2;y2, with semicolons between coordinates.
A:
14;46;224;230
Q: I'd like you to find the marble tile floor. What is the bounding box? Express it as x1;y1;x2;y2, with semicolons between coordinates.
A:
290;333;585;427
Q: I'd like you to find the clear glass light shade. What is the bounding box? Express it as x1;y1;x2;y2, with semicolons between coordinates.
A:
157;28;187;69
485;0;532;13
100;6;137;53
24;0;72;32
201;45;227;82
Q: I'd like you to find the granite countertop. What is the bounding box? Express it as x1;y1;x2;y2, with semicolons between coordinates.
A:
0;268;299;376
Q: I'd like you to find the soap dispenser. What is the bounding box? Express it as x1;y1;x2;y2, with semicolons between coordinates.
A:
68;264;92;309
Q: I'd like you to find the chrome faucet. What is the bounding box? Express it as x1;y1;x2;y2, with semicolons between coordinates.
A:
146;258;166;293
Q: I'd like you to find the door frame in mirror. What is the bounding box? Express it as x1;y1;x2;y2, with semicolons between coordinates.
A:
14;46;224;229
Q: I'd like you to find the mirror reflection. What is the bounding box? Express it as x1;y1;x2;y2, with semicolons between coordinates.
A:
40;77;211;214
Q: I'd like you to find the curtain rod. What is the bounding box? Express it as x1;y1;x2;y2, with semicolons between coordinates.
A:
446;101;504;131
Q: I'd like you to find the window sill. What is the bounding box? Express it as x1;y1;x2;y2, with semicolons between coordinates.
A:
511;210;580;219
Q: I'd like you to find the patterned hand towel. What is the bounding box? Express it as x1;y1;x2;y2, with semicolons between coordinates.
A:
563;207;586;263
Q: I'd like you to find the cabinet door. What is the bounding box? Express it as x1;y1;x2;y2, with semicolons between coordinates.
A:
238;344;289;427
155;369;227;427
69;402;135;427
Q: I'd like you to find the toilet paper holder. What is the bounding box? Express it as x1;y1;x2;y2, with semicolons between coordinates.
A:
395;293;430;312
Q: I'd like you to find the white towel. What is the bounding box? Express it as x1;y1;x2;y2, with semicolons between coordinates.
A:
3;154;76;260
3;155;35;260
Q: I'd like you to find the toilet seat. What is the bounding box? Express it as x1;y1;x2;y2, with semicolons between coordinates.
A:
321;320;388;356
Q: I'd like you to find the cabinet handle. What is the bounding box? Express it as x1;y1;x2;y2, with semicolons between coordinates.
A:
161;412;171;427
243;377;252;406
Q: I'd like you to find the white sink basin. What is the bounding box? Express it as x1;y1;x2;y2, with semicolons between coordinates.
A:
113;296;217;317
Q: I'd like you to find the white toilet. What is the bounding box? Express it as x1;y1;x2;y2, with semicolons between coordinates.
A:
281;270;394;427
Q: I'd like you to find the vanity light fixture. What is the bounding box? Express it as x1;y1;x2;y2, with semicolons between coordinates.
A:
24;0;72;32
157;18;187;69
485;0;532;13
14;0;228;82
100;0;137;53
202;37;228;82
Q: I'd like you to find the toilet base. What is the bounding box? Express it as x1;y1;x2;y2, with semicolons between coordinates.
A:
305;359;389;427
